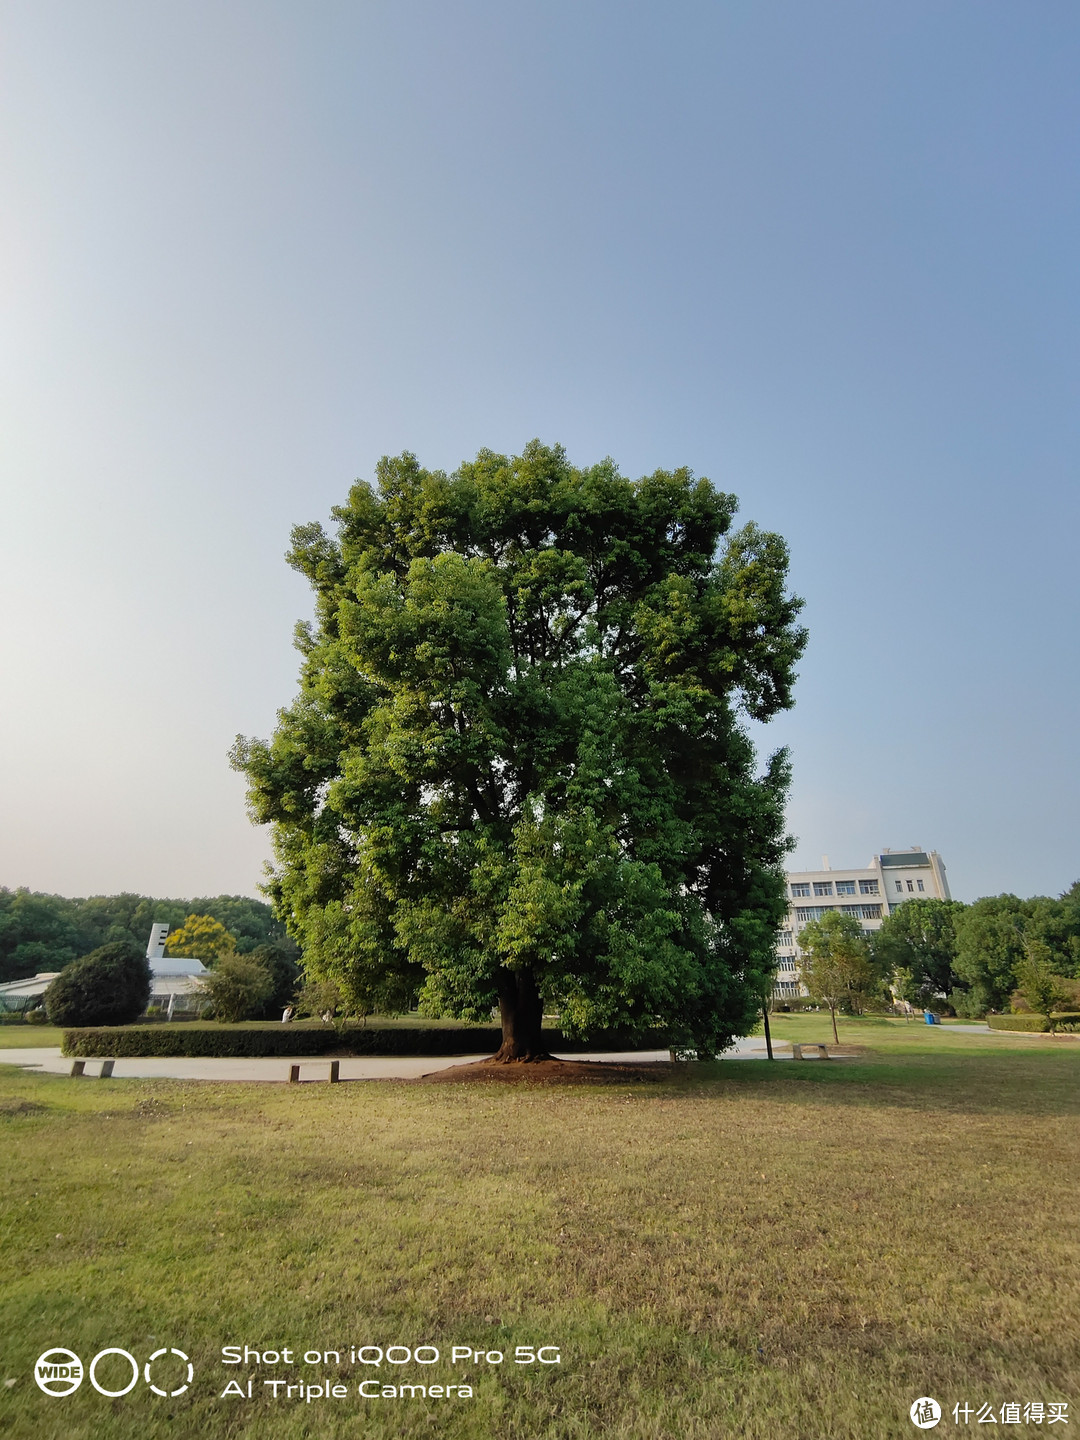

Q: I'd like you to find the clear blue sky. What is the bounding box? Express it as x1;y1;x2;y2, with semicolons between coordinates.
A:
1;2;1077;904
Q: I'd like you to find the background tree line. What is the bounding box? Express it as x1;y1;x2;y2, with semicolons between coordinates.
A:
797;881;1080;1024
0;889;296;984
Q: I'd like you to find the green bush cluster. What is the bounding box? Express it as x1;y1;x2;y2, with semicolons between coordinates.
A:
44;944;151;1027
0;887;295;985
61;1024;667;1059
985;1013;1080;1033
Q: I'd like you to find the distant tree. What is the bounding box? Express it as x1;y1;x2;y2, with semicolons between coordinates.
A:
187;896;298;956
165;915;237;964
247;943;301;1019
197;952;274;1023
0;888;88;982
1024;889;1080;980
871;898;967;1008
294;976;361;1032
952;896;1030;1016
0;889;297;982
232;442;806;1061
1014;941;1073;1033
798;911;877;1043
43;943;152;1027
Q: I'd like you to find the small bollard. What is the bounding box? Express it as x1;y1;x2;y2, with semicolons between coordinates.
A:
329;1061;340;1083
289;1064;301;1083
100;1060;114;1078
70;1060;86;1077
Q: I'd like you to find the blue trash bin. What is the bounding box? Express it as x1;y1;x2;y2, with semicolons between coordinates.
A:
923;1011;939;1025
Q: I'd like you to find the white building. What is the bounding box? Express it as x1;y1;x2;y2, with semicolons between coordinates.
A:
0;924;209;1019
0;973;61;1014
146;923;207;1017
775;847;951;998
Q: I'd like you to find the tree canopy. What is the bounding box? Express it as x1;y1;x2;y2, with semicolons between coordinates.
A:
870;898;966;1008
0;889;294;984
797;911;878;1042
43;942;151;1027
165;914;238;963
197;952;275;1024
232;442;807;1059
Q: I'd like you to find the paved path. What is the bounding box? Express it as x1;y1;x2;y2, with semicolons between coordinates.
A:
0;1036;791;1082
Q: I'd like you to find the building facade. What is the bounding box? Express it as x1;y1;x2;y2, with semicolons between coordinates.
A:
775;848;951;997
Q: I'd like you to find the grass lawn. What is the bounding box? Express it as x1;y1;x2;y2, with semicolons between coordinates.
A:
1;1021;1077;1439
0;1026;65;1048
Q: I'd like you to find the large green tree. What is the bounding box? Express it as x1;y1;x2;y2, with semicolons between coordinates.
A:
798;911;878;1042
870;897;967;1008
232;443;806;1060
952;895;1031;1016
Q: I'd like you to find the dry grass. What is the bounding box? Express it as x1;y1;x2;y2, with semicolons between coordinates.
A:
0;1021;1077;1439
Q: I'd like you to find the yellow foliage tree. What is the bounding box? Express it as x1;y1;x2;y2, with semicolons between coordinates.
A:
165;914;237;964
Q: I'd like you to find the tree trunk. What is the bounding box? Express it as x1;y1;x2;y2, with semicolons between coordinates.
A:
492;969;551;1062
762;1005;774;1060
829;1003;839;1045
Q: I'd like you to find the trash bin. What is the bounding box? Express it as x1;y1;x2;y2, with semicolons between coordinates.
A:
923;1011;939;1025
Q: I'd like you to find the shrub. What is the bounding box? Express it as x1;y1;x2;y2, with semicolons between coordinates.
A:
986;1013;1080;1033
61;1023;668;1059
248;944;301;1019
197;952;275;1023
294;976;360;1031
44;943;151;1027
24;1007;50;1025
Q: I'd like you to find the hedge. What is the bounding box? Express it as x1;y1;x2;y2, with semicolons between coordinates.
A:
986;1013;1080;1033
61;1024;668;1059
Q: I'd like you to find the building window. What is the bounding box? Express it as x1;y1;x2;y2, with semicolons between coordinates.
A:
895;881;903;892
840;904;882;921
859;879;879;895
906;880;914;892
791;883;810;898
835;880;856;895
917;879;924;892
813;882;833;897
776;932;793;947
794;906;829;922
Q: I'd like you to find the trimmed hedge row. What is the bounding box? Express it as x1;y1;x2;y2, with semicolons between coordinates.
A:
61;1024;668;1059
986;1013;1080;1034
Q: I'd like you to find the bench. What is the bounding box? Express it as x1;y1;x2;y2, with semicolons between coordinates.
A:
70;1059;115;1078
791;1044;830;1061
288;1061;341;1084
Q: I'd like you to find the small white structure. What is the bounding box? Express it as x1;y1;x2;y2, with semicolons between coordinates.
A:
0;972;61;1014
146;925;207;1018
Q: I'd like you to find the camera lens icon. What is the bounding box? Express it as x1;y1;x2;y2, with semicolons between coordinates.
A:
34;1350;83;1397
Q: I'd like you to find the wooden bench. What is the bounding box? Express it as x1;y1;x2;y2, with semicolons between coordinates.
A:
288;1061;341;1084
70;1059;115;1078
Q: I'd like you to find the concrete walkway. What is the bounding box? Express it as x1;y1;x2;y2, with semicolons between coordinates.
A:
0;1036;790;1082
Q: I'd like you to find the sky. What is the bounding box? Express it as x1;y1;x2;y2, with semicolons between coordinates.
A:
1;1;1077;906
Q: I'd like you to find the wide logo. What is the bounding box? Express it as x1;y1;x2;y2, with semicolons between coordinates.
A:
34;1346;192;1398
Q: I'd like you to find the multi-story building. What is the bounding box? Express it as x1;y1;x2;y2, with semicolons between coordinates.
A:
774;847;951;997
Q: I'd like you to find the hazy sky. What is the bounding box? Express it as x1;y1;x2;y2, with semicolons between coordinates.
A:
2;2;1077;904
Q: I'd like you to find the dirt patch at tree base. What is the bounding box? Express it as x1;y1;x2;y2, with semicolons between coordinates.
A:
420;1058;677;1085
